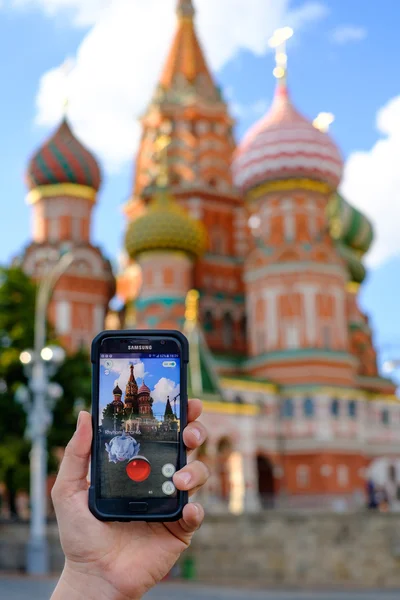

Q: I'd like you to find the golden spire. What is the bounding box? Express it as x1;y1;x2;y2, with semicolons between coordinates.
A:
155;134;172;187
313;112;335;133
268;27;293;84
177;0;195;21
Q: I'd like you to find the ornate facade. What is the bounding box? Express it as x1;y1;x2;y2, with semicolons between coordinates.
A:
117;0;398;512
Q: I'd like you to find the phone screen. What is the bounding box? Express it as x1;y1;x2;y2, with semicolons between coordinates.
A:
98;348;181;500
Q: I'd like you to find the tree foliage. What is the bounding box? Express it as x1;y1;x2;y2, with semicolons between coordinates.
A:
0;266;92;514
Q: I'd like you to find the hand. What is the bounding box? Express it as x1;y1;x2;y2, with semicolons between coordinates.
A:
51;400;209;600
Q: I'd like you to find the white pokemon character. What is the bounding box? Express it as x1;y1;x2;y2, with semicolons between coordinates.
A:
105;431;141;464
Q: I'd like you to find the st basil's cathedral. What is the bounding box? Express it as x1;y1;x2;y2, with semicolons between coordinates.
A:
18;0;400;512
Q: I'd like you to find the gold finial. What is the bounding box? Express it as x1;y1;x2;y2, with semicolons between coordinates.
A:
177;0;195;20
155;133;172;187
60;57;75;116
313;112;335;132
185;289;200;324
268;27;293;82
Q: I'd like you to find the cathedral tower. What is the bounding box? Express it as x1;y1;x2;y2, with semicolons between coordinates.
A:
124;364;139;412
22;117;115;351
119;0;249;357
125;135;206;330
233;31;354;386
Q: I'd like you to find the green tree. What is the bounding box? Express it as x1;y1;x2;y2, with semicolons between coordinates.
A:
0;266;92;515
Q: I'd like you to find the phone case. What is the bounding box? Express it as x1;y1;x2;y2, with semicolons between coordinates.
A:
89;330;189;522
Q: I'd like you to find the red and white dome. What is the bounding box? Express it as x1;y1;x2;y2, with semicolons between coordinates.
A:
138;381;151;395
232;85;343;193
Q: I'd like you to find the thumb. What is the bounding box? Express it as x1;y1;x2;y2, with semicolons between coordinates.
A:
53;411;92;498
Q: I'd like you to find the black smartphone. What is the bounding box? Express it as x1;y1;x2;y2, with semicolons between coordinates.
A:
89;330;189;522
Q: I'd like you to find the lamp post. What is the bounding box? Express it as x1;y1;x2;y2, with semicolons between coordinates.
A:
16;250;75;575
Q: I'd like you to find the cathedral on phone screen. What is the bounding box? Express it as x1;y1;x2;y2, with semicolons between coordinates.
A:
99;354;180;499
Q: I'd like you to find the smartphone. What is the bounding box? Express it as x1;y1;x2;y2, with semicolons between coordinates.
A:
89;330;189;521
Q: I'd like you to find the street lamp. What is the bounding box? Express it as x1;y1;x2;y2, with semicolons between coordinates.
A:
16;250;76;575
17;345;65;574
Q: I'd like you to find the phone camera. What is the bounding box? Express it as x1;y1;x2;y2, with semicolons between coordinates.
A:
160;340;166;346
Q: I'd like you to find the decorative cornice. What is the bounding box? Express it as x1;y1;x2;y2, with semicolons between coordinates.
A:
221;377;277;394
245;349;357;369
26;183;97;205
202;400;260;416
247;178;332;201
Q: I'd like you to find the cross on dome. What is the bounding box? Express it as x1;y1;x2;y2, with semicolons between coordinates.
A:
60;57;75;116
268;26;293;84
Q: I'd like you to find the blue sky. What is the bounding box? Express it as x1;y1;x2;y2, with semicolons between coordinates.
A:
1;0;399;373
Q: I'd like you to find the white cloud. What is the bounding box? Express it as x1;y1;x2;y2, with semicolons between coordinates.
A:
29;0;327;172
151;377;180;405
331;25;367;45
11;0;111;26
110;358;146;391
341;95;400;268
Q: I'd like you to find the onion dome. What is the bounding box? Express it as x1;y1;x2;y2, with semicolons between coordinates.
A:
125;185;206;259
138;381;151;396
233;85;343;193
328;193;374;255
336;241;366;284
113;384;122;397
328;193;373;285
26;117;101;192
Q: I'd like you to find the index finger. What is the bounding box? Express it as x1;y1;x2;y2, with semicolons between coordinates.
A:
188;398;202;423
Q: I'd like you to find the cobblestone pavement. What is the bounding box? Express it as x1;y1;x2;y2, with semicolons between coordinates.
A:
1;578;400;600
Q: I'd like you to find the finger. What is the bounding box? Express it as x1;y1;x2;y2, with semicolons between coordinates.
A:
53;411;92;497
187;399;202;423
183;421;207;453
180;502;205;533
164;503;205;544
173;460;210;492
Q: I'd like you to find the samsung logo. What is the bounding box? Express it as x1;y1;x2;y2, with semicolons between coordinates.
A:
128;345;152;350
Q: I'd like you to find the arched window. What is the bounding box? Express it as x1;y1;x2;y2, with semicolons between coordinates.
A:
348;400;357;419
303;397;315;418
203;310;214;333
210;227;227;255
240;315;247;340
281;398;294;419
222;312;234;347
257;455;275;509
216;437;233;502
382;409;390;426
331;398;340;418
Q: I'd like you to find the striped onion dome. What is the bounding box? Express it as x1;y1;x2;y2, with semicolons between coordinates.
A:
233;85;343;193
26;118;101;192
138;381;151;395
328;193;374;255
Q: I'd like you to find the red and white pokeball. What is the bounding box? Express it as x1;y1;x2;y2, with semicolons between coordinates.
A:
126;456;151;482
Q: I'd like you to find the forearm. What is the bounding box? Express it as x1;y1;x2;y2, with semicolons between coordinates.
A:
51;564;140;600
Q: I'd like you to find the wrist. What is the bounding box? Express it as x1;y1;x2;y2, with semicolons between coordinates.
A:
52;563;139;600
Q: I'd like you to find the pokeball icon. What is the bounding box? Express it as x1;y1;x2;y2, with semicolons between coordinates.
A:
126;456;151;482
